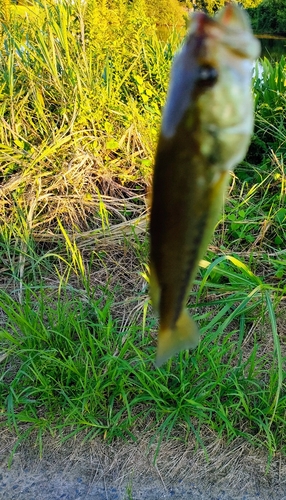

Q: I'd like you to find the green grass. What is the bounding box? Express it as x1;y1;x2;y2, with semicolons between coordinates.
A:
0;0;286;462
0;229;285;459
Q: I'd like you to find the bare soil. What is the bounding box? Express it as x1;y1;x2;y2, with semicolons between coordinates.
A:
1;430;286;500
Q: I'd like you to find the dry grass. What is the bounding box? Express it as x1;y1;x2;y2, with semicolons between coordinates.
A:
1;427;286;498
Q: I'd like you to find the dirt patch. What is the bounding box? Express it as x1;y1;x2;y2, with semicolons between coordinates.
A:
1;430;286;499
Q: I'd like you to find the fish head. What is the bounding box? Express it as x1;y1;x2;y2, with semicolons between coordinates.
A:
161;3;260;173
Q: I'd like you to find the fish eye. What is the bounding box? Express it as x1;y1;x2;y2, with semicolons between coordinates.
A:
197;65;218;85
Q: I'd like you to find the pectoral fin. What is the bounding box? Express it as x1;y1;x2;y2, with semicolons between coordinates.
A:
155;309;200;367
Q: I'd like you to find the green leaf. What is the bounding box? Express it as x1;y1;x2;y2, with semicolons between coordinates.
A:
106;139;119;150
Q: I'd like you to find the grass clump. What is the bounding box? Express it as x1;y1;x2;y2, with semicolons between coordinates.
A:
0;0;286;463
0;0;180;235
0;228;285;459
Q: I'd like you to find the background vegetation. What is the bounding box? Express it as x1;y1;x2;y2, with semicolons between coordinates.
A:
247;0;286;35
0;0;285;462
192;0;262;14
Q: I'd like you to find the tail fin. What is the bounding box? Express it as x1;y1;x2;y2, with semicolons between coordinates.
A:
155;309;200;367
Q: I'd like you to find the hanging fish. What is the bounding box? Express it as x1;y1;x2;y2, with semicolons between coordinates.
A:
149;3;260;367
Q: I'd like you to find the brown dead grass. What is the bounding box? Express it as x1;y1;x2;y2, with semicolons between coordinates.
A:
1;427;286;498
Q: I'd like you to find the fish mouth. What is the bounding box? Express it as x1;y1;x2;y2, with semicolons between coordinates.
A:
188;4;260;60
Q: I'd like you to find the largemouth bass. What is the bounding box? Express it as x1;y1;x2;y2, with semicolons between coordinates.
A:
149;3;260;367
